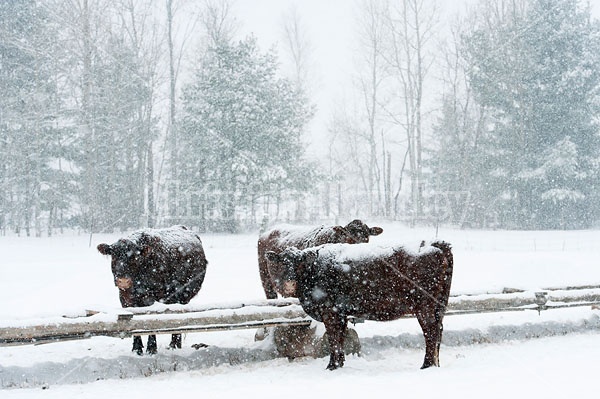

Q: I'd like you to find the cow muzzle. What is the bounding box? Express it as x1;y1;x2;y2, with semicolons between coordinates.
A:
283;280;297;297
115;277;133;290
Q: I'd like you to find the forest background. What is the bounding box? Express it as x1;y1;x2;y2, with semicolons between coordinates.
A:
2;0;600;235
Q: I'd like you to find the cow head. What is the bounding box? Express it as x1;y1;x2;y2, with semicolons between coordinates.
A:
97;232;160;289
343;219;383;243
266;247;317;297
98;238;142;291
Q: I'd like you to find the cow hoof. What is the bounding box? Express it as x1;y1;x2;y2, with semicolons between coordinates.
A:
169;334;183;349
146;348;157;355
319;328;361;357
326;363;340;371
191;343;208;350
133;348;143;356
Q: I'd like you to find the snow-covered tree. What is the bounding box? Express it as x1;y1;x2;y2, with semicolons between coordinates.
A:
0;0;73;236
81;35;156;231
429;15;500;228
456;0;600;228
178;37;315;232
46;0;163;233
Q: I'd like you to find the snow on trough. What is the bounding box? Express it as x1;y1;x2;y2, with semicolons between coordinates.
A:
1;224;600;396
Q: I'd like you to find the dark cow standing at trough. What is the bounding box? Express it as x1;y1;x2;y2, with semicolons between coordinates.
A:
258;220;383;299
97;225;208;355
266;240;453;370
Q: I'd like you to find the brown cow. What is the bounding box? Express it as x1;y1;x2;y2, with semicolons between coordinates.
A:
265;240;453;370
257;220;383;299
97;225;208;355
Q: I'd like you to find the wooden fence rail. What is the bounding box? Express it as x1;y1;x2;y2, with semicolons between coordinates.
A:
1;285;599;347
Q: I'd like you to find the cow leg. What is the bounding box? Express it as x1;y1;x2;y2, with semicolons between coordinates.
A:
147;335;158;354
322;312;348;370
132;336;144;355
416;307;444;369
169;334;182;349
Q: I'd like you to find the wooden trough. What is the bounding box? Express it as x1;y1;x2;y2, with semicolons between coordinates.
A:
1;285;599;348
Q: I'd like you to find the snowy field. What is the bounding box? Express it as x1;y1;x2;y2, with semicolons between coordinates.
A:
1;222;600;397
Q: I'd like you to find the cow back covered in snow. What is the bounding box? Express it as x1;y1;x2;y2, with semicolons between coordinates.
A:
97;225;208;354
266;240;453;370
257;220;383;299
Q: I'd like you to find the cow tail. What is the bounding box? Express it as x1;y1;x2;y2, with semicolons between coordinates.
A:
430;241;453;304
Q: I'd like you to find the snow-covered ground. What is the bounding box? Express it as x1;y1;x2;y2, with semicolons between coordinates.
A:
1;223;600;397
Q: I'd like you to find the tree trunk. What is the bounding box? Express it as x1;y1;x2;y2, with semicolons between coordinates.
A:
167;0;178;224
147;144;155;228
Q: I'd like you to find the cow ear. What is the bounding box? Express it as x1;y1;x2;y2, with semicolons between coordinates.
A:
265;251;280;263
369;227;383;236
97;243;112;255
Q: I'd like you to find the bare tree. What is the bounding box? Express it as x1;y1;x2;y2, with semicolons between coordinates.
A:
278;4;317;222
199;0;237;48
324;0;390;220
162;0;204;223
41;0;164;233
356;0;389;217
42;0;111;233
326;102;369;219
280;4;315;93
81;0;95;233
166;0;178;213
116;0;165;228
383;0;438;225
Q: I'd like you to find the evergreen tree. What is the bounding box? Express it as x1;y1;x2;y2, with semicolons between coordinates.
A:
0;0;72;235
178;37;315;232
73;34;156;232
55;0;163;233
445;0;600;228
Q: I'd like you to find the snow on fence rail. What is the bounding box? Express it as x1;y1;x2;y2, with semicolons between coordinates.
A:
1;286;600;347
0;299;309;346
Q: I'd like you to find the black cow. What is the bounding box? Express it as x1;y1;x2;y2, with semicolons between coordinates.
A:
97;225;208;355
258;220;383;299
266;240;453;370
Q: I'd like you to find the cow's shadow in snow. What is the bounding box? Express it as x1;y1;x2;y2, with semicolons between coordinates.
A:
2;314;599;390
